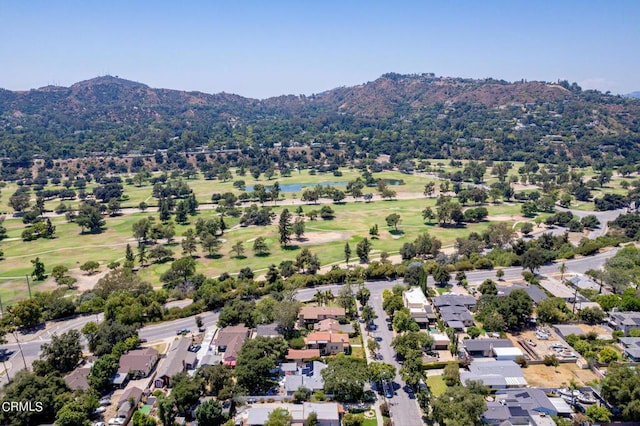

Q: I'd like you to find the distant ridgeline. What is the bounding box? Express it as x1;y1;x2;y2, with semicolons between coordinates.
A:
1;73;640;173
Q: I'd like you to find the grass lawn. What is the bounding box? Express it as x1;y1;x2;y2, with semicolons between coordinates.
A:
362;418;377;426
426;375;447;397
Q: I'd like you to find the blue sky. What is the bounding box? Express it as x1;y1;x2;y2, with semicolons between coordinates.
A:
1;1;638;98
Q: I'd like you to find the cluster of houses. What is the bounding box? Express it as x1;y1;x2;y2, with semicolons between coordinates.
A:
62;304;355;425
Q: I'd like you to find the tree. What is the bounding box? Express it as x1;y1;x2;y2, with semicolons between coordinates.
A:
253;236;269;255
273;300;301;334
171;372;203;415
369;362;396;384
443;362;460;386
201;234;222;257
8;192;31;212
424;182;436;197
369;224;379;238
265;408;292;426
0;370;71;426
385;213;401;231
80;260;100;275
292;216;305;239
52;264;69;282
432;264;451;286
8;297;42;329
76;202;105;233
579;306;606;324
495;269;504;281
585;405;612;423
601;363;640;420
278;209;293;246
521;248;546;274
181;228;198;256
231;241;245;258
356;238;372;262
235;337;288;395
322;356;371;402
40;330;82;374
195;399;227;425
344;242;351;265
89;353;120;393
432;385;487;426
31;256;46;280
520;222;534;236
356;287;370;306
393;308;420;332
422;206;435;223
133;411;158;426
367;338;380;355
293;386;312;403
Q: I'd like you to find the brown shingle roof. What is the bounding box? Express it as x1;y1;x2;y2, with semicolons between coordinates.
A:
118;347;159;375
286;349;321;360
299;306;345;320
213;324;250;348
64;367;91;391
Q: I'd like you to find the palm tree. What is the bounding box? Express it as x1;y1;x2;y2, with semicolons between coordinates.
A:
313;290;326;306
559;262;567;282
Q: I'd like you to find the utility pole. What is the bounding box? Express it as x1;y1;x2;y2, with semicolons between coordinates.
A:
25;275;32;299
13;331;28;371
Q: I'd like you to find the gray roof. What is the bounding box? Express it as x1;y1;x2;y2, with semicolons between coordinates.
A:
625;347;640;360
201;353;223;366
432;294;476;308
495;389;557;415
568;275;600;291
303;402;339;421
255;323;281;338
280;362;297;372
463;338;513;352
483;402;511;421
554;324;585;338
439;305;474;324
156;337;191;379
610;311;640;326
619;337;640;348
496;284;548;304
461;360;527;388
284;361;327;392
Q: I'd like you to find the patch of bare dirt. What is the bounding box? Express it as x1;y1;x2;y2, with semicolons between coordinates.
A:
294;231;351;246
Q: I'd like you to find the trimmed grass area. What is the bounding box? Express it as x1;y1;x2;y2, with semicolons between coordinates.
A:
362;418;377;426
426;375;447;397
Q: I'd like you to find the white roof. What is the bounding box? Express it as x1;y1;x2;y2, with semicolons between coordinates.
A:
430;332;450;342
492;347;524;357
404;287;428;305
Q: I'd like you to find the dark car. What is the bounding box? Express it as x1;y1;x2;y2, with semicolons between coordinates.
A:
176;328;190;335
387;323;393;331
368;322;378;331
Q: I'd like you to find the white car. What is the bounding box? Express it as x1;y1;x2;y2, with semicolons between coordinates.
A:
93;406;107;414
108;418;125;426
99;398;112;406
94;423;106;426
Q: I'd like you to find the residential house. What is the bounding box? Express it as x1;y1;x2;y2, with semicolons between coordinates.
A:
438;305;474;330
432;294;476;311
567;275;601;292
429;332;450;350
462;339;514;358
608;311;640;335
64;367;91;391
483;389;561;425
298;307;345;327
313;318;354;335
460;360;527;389
496;284;548;304
116;386;143;423
305;331;350;356
154;337;193;388
619;337;640;361
255;323;282;339
213;324;251;367
285;349;321;365
403;287;437;327
118;347;159;379
242;402;342;426
283;361;328;395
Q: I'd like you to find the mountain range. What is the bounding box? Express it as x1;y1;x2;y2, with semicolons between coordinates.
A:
1;73;639;163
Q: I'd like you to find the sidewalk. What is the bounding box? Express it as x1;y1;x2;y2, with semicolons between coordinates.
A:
357;302;384;426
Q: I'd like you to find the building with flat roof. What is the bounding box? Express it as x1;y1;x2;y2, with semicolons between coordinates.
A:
461;360;527;389
403;287;437;327
462;338;514;358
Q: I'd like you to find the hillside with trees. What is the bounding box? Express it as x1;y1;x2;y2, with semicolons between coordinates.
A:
1;73;640;173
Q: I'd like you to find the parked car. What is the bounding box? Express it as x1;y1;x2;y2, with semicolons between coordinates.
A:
368;322;377;331
387;323;393;331
94;423;105;426
176;328;190;335
526;339;537;347
99;398;111;406
108;418;125;426
93;407;106;415
188;344;202;352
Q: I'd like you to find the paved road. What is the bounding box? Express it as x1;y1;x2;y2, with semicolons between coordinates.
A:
369;292;424;426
